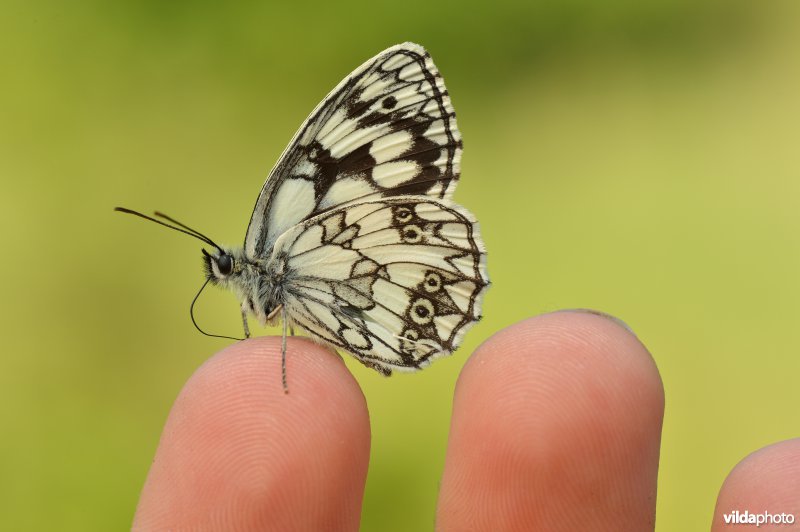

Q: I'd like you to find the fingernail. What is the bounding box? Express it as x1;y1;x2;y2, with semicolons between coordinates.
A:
559;308;635;334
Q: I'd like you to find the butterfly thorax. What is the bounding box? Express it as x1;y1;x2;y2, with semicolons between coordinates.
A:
203;246;286;325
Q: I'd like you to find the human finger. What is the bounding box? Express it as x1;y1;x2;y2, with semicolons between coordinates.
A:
437;311;664;531
133;337;370;531
711;438;800;531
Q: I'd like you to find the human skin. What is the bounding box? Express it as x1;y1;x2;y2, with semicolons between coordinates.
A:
131;311;800;531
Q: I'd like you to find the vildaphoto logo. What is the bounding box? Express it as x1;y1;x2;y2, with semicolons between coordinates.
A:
723;510;796;526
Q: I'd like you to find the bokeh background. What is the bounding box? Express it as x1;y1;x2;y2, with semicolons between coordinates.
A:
2;1;799;530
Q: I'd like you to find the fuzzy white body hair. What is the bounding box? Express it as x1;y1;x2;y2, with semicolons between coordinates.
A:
206;246;286;327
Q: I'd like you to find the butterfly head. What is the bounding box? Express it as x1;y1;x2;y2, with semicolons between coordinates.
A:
202;247;244;285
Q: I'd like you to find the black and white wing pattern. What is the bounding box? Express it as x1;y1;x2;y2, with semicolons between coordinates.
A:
245;42;462;258
270;197;487;375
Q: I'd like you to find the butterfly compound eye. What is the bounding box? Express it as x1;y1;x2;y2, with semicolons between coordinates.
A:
217;254;233;276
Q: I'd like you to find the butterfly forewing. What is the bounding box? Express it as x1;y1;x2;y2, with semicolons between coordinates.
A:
245;42;462;258
270;197;487;375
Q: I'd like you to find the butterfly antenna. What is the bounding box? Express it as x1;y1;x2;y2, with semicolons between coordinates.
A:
153;211;217;244
190;279;244;341
114;207;223;252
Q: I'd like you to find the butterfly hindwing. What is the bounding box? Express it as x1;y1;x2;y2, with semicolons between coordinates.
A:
270;197;487;374
245;43;462;258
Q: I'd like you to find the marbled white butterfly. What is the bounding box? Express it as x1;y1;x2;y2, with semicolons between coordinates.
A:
117;43;489;391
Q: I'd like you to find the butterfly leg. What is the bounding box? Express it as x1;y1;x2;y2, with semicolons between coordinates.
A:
241;307;251;339
281;305;289;394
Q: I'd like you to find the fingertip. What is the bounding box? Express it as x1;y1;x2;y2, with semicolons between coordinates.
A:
438;311;664;530
455;311;664;453
712;438;800;531
467;309;657;383
134;337;369;531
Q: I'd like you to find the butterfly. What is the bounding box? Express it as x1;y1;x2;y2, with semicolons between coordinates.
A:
117;42;489;391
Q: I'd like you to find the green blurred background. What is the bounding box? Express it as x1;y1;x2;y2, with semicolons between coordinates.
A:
2;0;799;530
